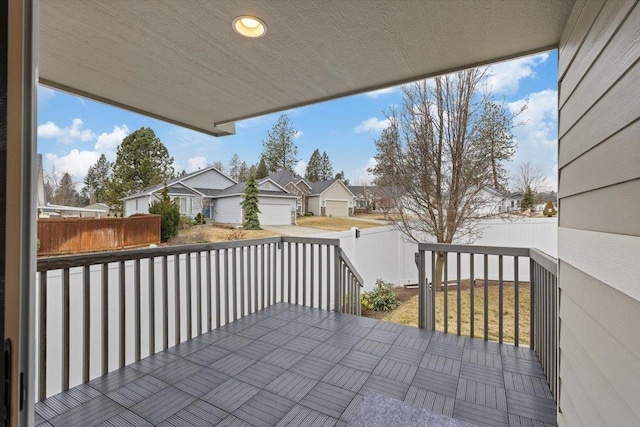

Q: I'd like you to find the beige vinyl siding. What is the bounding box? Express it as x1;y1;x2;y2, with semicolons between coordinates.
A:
183;169;235;189
321;182;353;205
307;196;320;216
557;1;640;426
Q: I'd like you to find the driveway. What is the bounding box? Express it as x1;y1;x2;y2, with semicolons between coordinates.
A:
261;224;332;237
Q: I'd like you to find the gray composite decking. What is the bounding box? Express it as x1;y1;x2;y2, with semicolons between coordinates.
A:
35;303;556;427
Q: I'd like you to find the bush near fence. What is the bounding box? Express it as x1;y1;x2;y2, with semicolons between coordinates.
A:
38;215;160;255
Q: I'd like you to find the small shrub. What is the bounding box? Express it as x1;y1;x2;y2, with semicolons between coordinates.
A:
361;293;374;311
226;229;246;241
36;238;41;252
194;212;206;224
305;212;313;216
149;185;180;242
363;279;400;311
543;201;557;217
179;215;195;229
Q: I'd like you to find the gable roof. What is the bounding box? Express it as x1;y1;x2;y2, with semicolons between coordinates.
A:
211;181;296;199
309;180;355;197
122;165;235;200
266;170;311;189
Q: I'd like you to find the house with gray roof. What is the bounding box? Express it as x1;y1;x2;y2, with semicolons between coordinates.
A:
306;179;355;217
266;170;312;215
122;167;297;225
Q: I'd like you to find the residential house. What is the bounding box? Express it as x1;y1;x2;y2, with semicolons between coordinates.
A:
82;203;114;218
266;170;311;215
502;192;524;213
4;2;638;426
208;178;297;225
123;167;297;225
348;185;396;212
307;180;355;217
122;166;236;219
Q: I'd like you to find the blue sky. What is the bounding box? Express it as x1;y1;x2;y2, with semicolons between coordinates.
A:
38;51;558;190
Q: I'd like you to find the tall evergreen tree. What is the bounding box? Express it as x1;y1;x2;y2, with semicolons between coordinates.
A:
304;149;322;182
106;127;174;211
520;185;535;211
255;158;269;179
241;174;261;230
83;154;112;204
261;114;298;173
320;152;334;180
148;184;180;241
54;172;80;206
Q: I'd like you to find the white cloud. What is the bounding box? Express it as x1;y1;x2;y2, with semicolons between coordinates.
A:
94;124;129;153
294;160;307;176
353;157;377;185
37;86;56;108
364;86;400;98
484;53;549;95
38;118;95;144
187;156;208;172
293;130;303;139
45;150;101;185
506;89;558;191
354;117;390;133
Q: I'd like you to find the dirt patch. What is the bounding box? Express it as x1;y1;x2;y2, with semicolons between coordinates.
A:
166;224;278;245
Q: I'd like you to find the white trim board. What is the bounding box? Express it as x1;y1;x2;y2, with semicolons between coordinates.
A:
558;227;640;302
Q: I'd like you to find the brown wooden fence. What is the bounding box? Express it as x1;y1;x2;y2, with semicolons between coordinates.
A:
38;215;160;256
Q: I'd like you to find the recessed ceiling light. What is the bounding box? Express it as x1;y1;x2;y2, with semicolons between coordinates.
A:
232;16;267;38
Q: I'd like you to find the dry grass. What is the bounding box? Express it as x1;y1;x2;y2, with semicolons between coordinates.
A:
380;283;531;345
354;212;405;221
297;216;382;231
168;224;277;245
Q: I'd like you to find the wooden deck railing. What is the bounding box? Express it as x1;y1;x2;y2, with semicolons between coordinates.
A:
36;236;362;400
416;243;558;400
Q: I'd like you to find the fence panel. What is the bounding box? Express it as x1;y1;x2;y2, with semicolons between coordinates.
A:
38;216;160;255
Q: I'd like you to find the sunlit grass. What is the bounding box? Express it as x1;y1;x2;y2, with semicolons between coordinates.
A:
382;284;530;345
297;216;382;231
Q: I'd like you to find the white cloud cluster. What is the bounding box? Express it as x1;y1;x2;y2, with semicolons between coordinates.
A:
353;117;389;133
294;160;307;176
187;156;208;172
38;118;95;144
94;124;129;152
45;150;101;185
484;53;549;95
352;157;377;185
507;89;559;191
293;130;303;139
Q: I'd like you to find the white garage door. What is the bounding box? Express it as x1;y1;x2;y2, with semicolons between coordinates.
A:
258;203;291;225
325;200;349;217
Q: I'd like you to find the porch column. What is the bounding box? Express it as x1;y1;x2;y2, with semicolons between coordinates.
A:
2;0;38;425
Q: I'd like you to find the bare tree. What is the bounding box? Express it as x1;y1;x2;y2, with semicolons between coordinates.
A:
511;161;546;194
372;69;517;285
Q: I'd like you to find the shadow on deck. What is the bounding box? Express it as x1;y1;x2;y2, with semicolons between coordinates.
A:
35;303;556;427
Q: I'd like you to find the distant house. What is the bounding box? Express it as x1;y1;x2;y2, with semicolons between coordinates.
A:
266;170;311;215
209;178;297;225
122;167;297;225
82;203;114;218
502;192;524;213
476;187;504;215
307;180;355;217
122;166;236;219
348;185;396;212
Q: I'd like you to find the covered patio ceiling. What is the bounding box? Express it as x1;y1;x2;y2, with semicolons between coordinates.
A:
39;0;575;136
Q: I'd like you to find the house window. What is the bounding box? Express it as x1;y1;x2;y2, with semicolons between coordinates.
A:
173;197;192;215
